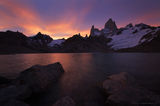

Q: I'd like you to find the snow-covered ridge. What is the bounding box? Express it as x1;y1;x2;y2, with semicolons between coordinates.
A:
107;24;160;50
89;18;160;51
48;39;65;47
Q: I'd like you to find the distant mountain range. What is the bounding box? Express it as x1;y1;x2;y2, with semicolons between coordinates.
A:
0;19;160;54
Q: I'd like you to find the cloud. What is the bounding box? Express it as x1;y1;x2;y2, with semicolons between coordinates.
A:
0;0;160;39
0;0;91;39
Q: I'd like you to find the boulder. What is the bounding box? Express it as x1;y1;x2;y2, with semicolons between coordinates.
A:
0;76;12;89
53;96;76;106
103;72;135;94
0;62;65;106
0;85;31;102
15;62;64;93
102;72;160;104
1;99;29;106
0;76;11;84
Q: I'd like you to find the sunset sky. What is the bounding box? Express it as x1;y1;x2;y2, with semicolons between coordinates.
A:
0;0;160;39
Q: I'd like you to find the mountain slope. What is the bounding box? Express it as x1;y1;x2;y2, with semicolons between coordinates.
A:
29;32;53;52
90;19;160;52
117;29;160;52
0;31;38;54
108;24;160;50
0;31;54;54
0;19;160;54
50;34;111;53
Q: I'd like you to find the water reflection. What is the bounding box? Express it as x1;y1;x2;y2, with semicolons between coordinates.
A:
0;53;160;105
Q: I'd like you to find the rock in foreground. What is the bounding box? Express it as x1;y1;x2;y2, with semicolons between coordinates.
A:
0;76;11;85
0;62;65;106
53;96;76;106
15;62;64;93
1;99;29;106
102;72;160;105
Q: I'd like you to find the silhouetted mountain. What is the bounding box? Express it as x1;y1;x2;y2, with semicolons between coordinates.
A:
28;32;53;52
29;32;53;45
0;30;37;54
104;18;117;32
50;33;111;53
0;31;53;54
0;19;160;54
90;18;118;37
90;19;160;52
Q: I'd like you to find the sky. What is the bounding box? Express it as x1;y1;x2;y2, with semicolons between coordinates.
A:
0;0;160;39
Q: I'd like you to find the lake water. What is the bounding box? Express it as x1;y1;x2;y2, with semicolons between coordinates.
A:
0;53;160;106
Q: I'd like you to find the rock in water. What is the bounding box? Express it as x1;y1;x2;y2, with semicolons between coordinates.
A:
2;99;29;106
15;62;64;93
0;85;31;102
0;85;30;105
102;72;160;104
53;96;76;106
103;72;135;94
0;62;65;106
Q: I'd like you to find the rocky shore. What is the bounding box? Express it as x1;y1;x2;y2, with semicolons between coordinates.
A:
0;63;160;106
102;72;160;105
0;62;75;106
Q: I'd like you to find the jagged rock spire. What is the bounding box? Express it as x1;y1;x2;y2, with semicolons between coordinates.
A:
90;25;95;36
104;18;117;32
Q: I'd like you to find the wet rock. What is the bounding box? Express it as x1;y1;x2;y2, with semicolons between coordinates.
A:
1;99;29;106
0;62;65;106
0;85;31;102
103;72;135;94
0;76;11;84
15;62;64;93
102;72;160;104
53;96;76;106
0;76;12;89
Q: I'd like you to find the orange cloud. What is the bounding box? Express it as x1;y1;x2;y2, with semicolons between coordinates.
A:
0;0;91;39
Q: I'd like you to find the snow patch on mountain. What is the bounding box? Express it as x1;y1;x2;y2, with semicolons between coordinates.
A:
108;27;154;50
48;39;65;47
94;31;101;36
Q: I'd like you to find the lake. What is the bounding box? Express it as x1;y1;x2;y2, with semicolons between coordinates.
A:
0;53;160;106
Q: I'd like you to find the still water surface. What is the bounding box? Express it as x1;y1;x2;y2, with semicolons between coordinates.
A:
0;53;160;105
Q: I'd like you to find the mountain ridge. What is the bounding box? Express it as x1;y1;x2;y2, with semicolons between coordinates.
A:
0;19;160;54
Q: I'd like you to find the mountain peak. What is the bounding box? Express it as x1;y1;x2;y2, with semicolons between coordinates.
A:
108;18;114;22
91;25;94;29
104;18;117;32
30;32;53;44
90;25;95;36
37;32;42;35
125;23;133;28
35;32;51;38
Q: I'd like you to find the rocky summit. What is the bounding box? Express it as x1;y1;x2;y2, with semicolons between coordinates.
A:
104;18;118;32
90;18;118;37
